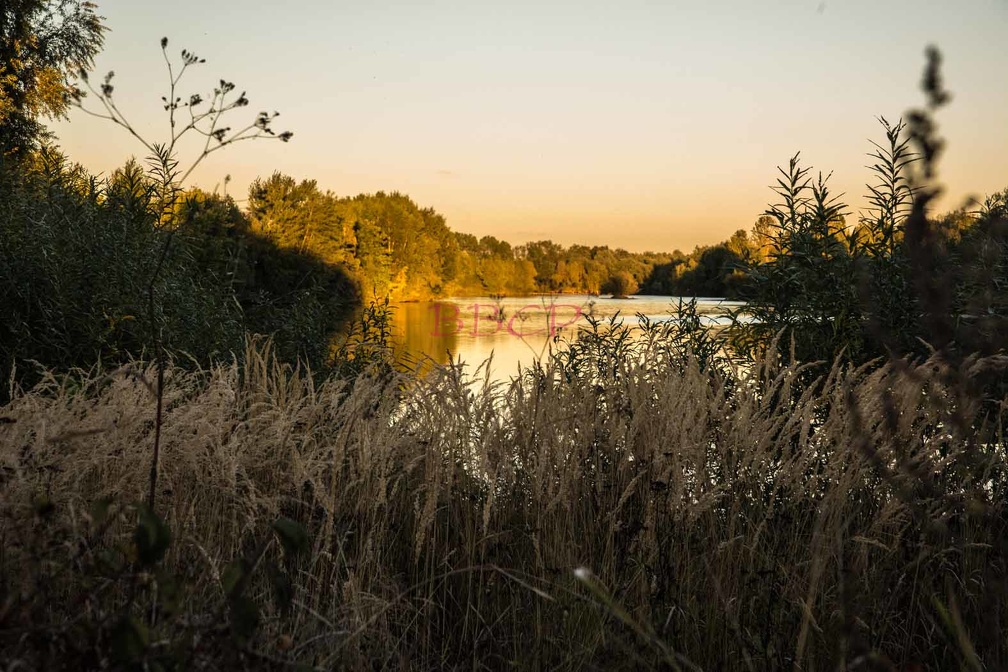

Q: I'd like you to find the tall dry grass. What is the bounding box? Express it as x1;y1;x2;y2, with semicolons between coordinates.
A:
1;332;1006;670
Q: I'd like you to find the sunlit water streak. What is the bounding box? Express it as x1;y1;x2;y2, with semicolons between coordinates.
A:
391;295;746;382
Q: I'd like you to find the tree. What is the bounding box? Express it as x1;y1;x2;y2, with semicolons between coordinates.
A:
353;216;394;296
248;172;322;247
751;215;775;262
602;271;637;298
519;240;563;291
725;229;756;265
0;0;105;155
479;235;513;259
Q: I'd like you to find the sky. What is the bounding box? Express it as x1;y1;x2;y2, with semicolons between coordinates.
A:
52;0;1008;253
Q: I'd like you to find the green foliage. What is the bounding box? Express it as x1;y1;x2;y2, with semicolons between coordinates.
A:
957;189;1008;354
850;117;921;358
248;179;462;299
550;297;733;388
0;150;243;396
640;238;751;298
248;173;343;257
271;516;310;557
0;0;105;155
331;297;407;380
134;504;171;566
234;230;358;370
730;54;1008;377
600;270;637;297
170;186;361;370
732;154;863;369
242;186;746;300
0;153;359;400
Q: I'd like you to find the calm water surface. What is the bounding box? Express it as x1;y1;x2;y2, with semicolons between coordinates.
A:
391;295;743;381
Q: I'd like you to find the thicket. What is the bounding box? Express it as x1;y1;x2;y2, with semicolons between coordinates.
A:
731;48;1008;383
242;174;709;301
0;151;358;402
0;19;363;400
734;145;1008;375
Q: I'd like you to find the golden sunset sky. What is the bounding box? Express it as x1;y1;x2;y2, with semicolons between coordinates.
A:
54;0;1008;252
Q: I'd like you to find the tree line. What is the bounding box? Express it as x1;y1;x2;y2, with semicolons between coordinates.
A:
244;171;764;300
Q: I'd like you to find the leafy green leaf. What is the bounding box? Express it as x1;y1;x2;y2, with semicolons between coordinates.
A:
272;517;309;557
134;505;171;566
229;595;260;641
90;497;113;527
269;561;294;613
111;614;149;663
221;560;247;598
156;569;183;617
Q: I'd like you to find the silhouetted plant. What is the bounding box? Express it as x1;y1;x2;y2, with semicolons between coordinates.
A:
332;296;403;381
732;48;1006;376
858;117;915;256
71;36;294;510
852;117;921;358
732;154;862;373
73;37;291;216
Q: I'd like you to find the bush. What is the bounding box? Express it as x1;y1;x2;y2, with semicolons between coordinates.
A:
0;150;245;399
733;96;1007;381
0;151;360;401
176;189;360;371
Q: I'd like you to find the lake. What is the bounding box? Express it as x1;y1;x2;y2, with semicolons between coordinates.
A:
390;295;745;381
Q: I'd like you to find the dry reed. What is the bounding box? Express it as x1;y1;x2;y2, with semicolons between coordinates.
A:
1;335;1005;670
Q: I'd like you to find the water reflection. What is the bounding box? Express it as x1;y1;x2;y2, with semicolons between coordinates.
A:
391;295;744;381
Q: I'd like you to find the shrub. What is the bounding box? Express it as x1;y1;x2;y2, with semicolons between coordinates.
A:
0;150;245;400
0;153;360;402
